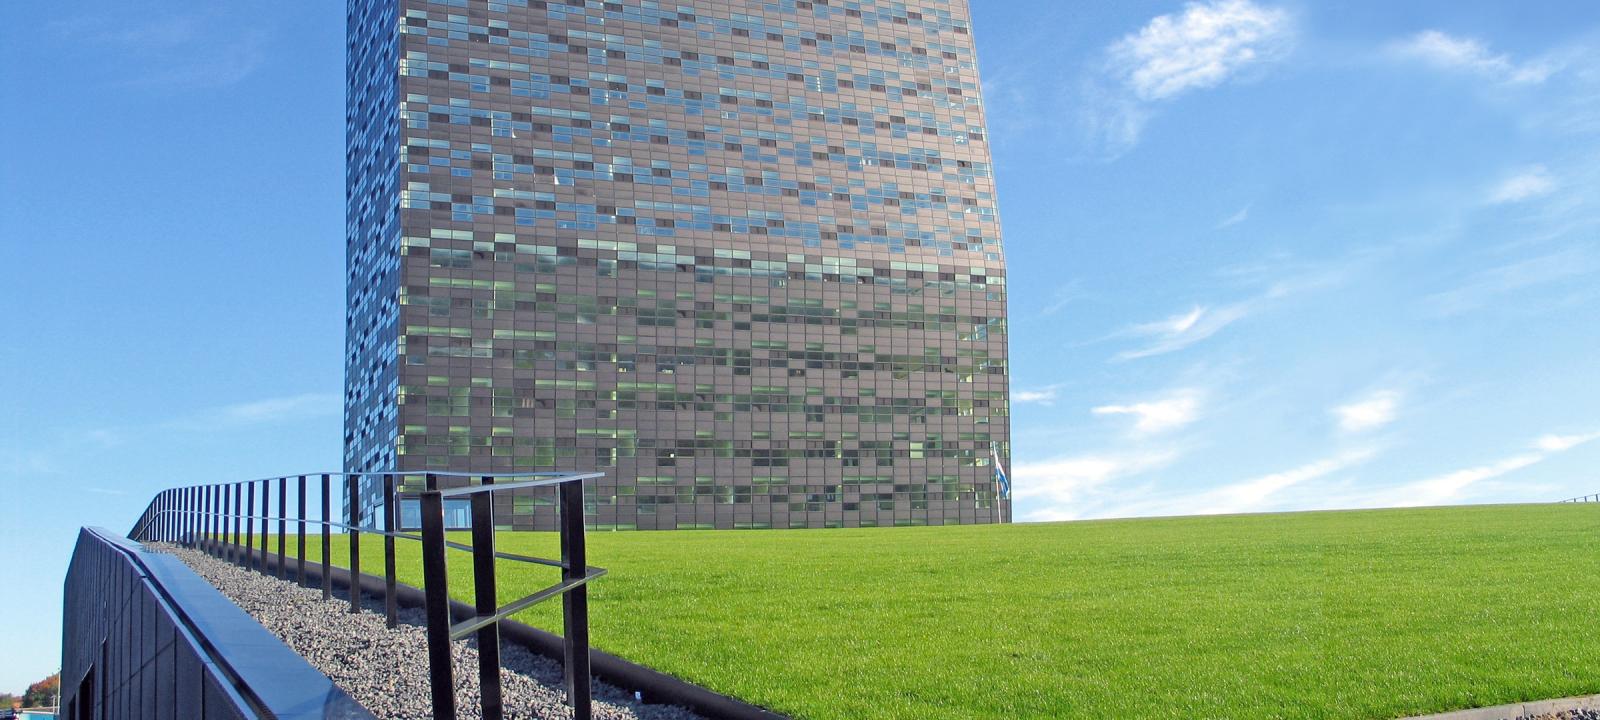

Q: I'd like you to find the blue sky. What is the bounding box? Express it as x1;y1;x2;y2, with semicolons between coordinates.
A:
2;0;1598;692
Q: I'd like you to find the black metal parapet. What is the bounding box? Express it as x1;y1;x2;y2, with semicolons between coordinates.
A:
127;469;606;720
63;526;374;720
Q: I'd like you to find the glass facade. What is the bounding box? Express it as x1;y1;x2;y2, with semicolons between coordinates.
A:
345;0;1010;530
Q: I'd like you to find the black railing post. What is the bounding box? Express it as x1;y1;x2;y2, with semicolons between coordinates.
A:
560;479;593;720
383;474;399;628
244;481;256;570
202;486;211;553
420;473;457;720
472;475;503;720
212;485;222;557
348;473;362;614
235;483;244;565
297;475;308;587
321;473;333;600
225;484;235;564
204;486;214;553
186;487;196;546
277;476;288;580
259;479;270;574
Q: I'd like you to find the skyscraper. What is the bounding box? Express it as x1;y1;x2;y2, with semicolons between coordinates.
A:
344;0;1009;530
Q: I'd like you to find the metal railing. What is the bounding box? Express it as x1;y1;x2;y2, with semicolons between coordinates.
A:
1560;493;1600;503
128;470;606;720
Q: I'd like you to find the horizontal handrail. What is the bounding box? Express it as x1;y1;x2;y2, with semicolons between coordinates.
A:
449;566;608;641
157;469;594;492
136;506;603;575
1559;493;1600;503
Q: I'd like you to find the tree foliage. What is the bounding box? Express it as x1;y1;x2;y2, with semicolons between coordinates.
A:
21;673;59;708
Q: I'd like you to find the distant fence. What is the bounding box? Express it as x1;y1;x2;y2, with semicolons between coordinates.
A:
127;470;606;720
1559;493;1600;503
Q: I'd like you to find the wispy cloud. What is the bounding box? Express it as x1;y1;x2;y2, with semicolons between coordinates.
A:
1424;246;1597;316
1186;449;1378;515
1092;390;1203;434
1345;431;1600;508
1037;281;1086;317
1083;0;1293;158
1332;390;1401;433
219;393;340;424
1488;165;1557;204
1114;302;1254;360
1537;431;1600;452
1216;205;1251;229
1391;30;1559;85
1013;387;1061;406
1015;449;1181;521
49;10;270;89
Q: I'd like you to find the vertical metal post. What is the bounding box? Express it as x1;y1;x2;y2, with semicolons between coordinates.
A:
203;486;213;554
420;473;457;720
218;485;226;559
188;487;197;546
297;475;308;587
472;476;503;720
259;479;270;574
277;476;288;580
322;474;333;600
383;474;399;628
225;484;235;564
208;485;218;554
560;479;592;720
348;474;362;613
244;482;256;570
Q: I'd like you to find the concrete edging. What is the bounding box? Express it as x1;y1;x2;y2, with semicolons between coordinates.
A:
233;545;790;720
1402;694;1600;720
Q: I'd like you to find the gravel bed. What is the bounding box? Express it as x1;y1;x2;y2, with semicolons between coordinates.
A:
154;545;703;720
1523;712;1600;720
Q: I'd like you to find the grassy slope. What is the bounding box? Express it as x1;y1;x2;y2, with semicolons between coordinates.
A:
295;504;1600;719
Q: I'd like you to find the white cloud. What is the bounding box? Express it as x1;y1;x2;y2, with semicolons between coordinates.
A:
1092;390;1203;434
1083;0;1291;158
1013;387;1060;405
1537;431;1600;452
219;393;341;424
1191;449;1377;515
1489;165;1557;204
1392;30;1558;85
1110;0;1293;101
1392;453;1544;507
1356;431;1600;508
1014;449;1180;519
1332;390;1401;433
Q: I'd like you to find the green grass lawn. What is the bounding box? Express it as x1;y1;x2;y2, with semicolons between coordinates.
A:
289;504;1600;719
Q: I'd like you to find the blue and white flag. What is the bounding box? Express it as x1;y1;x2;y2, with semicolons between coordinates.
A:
990;441;1010;500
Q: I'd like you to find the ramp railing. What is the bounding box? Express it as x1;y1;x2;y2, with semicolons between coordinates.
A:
128;470;606;720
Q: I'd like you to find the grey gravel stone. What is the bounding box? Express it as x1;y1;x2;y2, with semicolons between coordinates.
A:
155;545;704;720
